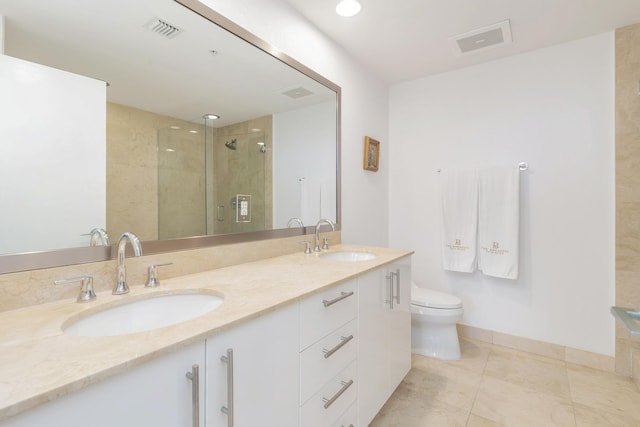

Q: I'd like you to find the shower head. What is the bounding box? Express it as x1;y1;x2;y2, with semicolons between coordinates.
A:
225;139;237;150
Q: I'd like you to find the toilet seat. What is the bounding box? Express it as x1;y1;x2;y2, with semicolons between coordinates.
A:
411;287;462;309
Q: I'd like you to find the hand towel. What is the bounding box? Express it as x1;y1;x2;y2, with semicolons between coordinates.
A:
478;165;520;280
440;168;479;273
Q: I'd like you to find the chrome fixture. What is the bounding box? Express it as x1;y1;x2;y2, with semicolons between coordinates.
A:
220;348;234;426
257;141;266;153
314;219;335;252
203;113;220;120
287;217;304;228
54;275;96;303
336;0;362;17
86;227;110;246
301;241;312;254
146;262;173;287
113;232;143;295
225;139;237;150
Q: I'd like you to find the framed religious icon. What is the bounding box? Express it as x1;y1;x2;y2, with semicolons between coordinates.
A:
363;136;380;171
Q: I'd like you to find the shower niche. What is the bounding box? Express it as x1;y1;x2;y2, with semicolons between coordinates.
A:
158;115;271;239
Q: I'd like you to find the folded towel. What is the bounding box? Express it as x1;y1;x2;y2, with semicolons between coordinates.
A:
440;168;479;273
478;165;520;279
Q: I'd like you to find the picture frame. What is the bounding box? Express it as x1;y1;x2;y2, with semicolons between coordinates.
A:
363;136;380;172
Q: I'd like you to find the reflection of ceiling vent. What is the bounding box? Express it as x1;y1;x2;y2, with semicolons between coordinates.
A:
449;20;512;55
144;18;182;39
282;87;314;99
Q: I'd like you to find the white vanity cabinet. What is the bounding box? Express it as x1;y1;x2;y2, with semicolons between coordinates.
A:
299;279;358;427
205;302;300;427
3;341;205;427
357;259;412;426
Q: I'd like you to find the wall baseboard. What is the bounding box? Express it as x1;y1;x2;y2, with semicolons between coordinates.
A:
457;324;616;374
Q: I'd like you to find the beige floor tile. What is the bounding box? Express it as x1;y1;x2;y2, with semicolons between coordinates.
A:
404;360;482;412
466;414;507;427
471;376;576;427
483;345;571;399
370;385;470;427
567;363;640;423
574;403;640;427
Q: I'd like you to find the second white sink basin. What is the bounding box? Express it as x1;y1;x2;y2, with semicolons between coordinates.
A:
63;292;224;337
319;251;377;262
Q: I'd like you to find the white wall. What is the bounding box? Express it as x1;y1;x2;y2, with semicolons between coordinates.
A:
389;33;616;355
0;54;106;254
202;0;390;247
273;101;337;228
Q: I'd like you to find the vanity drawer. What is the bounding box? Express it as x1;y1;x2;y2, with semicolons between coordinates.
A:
300;279;357;350
300;360;357;427
331;402;357;427
300;319;357;404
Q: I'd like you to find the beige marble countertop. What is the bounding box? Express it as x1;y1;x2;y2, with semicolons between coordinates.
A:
0;244;412;421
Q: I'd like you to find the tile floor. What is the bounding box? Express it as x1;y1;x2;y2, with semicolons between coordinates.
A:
369;338;640;426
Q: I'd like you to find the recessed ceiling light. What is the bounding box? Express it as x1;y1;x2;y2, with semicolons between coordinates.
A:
203;113;220;120
336;0;362;17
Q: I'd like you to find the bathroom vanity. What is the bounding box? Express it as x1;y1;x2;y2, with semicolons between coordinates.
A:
0;245;412;426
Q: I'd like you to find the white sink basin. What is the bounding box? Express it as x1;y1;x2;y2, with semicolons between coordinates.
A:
319;251;377;262
63;292;224;337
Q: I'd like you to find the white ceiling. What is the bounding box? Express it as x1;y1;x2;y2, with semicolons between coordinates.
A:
283;0;640;83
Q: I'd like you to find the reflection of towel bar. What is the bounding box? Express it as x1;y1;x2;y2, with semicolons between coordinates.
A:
436;162;529;174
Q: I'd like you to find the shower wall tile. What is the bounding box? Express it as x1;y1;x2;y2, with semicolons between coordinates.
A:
106;103;205;242
615;23;640;377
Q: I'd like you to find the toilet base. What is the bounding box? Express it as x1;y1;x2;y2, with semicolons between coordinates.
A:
411;316;461;361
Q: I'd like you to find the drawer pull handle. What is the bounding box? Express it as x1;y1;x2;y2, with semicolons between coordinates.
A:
322;379;354;409
323;335;354;359
185;364;200;427
322;291;354;307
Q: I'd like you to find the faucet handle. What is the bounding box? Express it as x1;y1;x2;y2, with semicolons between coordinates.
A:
54;275;96;303
146;262;173;288
322;237;330;250
300;241;312;254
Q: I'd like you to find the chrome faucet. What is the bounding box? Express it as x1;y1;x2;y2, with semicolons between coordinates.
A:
88;227;110;246
314;219;335;252
113;232;142;295
286;217;304;228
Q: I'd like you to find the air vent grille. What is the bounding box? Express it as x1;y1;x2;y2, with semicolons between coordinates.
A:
144;18;182;39
449;20;512;55
282;87;314;99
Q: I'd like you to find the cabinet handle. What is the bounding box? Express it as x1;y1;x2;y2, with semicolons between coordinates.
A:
220;349;234;427
393;268;401;304
322;291;354;307
385;274;394;309
322;379;354;409
323;334;354;359
185;364;200;427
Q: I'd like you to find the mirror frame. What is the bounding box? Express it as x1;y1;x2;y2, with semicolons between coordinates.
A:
0;0;341;274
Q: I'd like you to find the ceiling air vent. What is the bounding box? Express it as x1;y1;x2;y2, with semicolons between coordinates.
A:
282;87;314;99
144;17;182;39
449;20;512;55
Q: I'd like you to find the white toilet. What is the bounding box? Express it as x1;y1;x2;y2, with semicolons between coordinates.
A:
410;283;464;360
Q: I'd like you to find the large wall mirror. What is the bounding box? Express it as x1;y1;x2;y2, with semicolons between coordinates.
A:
0;0;340;273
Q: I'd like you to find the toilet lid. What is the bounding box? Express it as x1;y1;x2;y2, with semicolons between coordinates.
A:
411;288;462;309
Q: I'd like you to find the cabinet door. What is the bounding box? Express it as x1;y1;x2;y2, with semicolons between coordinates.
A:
386;261;412;391
4;341;205;427
205;302;299;427
357;258;412;427
357;267;388;426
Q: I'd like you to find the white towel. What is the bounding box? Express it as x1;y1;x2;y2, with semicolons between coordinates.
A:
440;168;479;273
478;165;520;280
